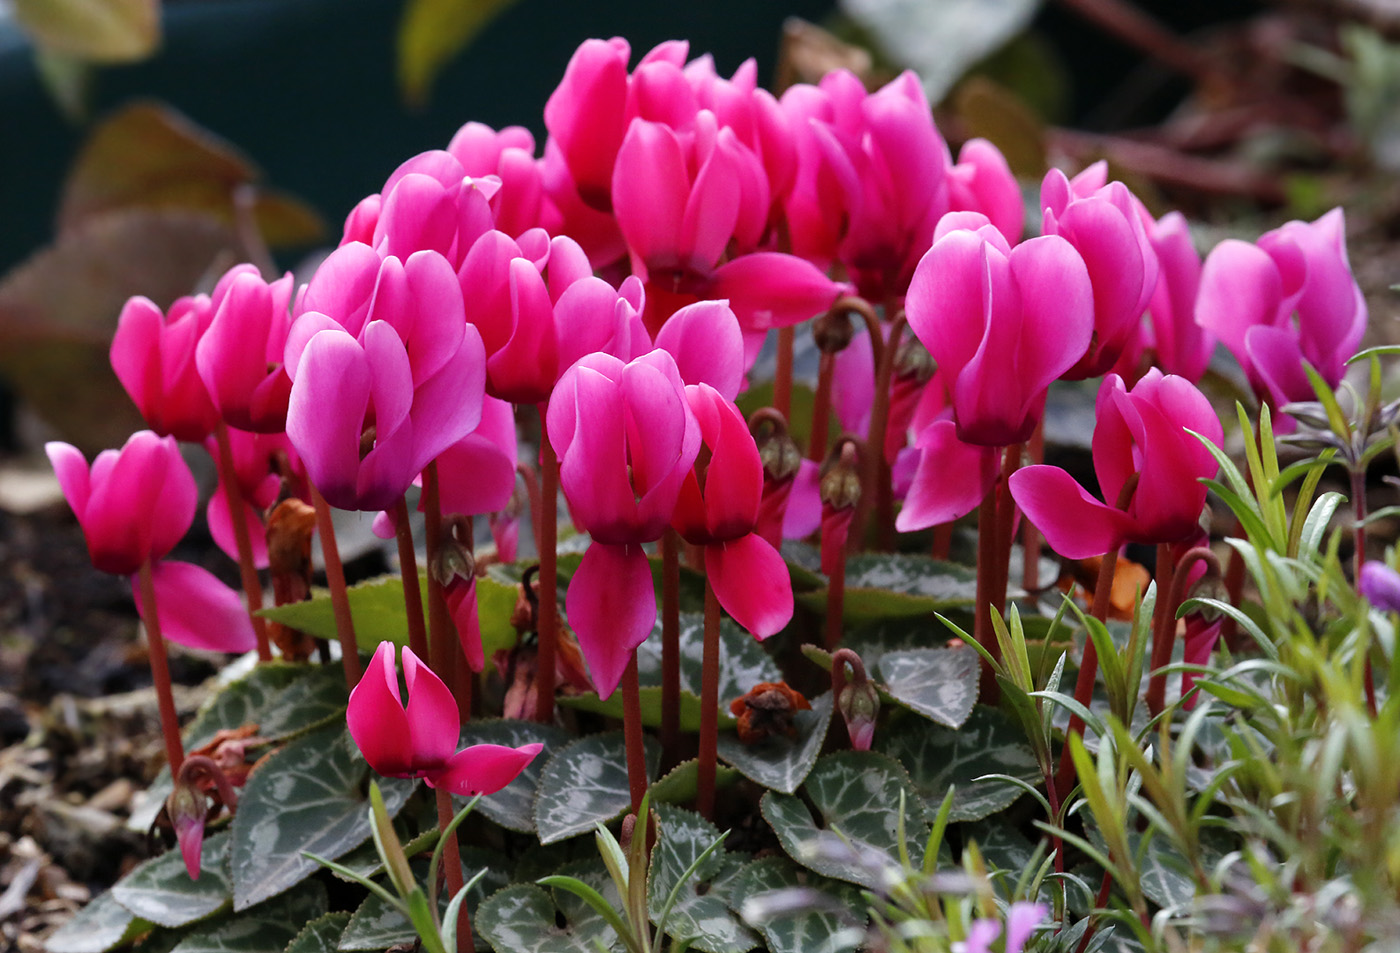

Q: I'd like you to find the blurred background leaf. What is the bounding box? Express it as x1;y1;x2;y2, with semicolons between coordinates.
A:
11;0;160;63
397;0;521;108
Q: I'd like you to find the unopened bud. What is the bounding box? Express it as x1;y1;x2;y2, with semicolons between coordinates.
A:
894;336;936;384
759;430;802;484
811;308;855;354
819;442;862;512
166;781;208;880
430;534;476;588
832;649;878;751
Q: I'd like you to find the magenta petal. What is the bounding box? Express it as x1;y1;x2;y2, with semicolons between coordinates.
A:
566;542;656;699
613;120;689;269
706;534;793;638
133;560;257;653
174;809;205;880
1008;466;1133;560
45;442;91;521
782;459;822;539
1245;324;1315;410
1194;239;1282;379
207;486;269;569
401;646;459;768
896;421;998;531
653;300;745;400
286;329;371;509
427;742;544;797
347;643;414;777
709;252;842;331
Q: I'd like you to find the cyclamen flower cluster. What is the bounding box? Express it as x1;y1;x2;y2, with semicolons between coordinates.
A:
53;36;1369;798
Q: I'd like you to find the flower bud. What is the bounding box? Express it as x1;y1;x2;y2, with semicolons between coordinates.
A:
819;441;862;512
811;307;855;354
832;649;878;751
166;781;208;880
893;336;936;384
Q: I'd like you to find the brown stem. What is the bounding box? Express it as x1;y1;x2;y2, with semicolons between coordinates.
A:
697;577;721;820
310;483;360;687
1022;418;1046;592
1352;466;1368;583
394;498;429;663
866;312;906;552
775;326;794;422
535;427;559;724
517;460;543;560
434;786;468;952
138;559;185;773
809;352;835;463
660;529;682;768
622;655;649;814
1145;543;1177;716
213;422;271;661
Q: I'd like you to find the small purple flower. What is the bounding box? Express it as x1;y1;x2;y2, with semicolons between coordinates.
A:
959;901;1048;953
1360;561;1400;613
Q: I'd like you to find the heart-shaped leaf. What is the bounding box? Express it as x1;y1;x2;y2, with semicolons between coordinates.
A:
285;912;350;953
884;705;1042;823
337;852;509;951
716;691;833;794
534;732;661;844
169;882;326;953
229;724;415;910
559;686;732;732
43;890;149;953
796;554;977;621
648;804;757;953
761;752;925;889
877;647;980;728
112;831;232;928
476;860;622;953
728;856;864;953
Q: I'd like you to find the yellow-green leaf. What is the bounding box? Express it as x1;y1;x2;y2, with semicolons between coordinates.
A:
397;0;519;108
13;0;160;63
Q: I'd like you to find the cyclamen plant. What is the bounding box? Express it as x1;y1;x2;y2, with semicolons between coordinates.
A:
44;30;1398;953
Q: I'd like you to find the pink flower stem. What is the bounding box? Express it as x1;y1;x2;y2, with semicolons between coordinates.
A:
622;654;649;815
931;523;953;560
1022;418;1046;592
775;326;794;422
697;576;721;820
808;352;834;463
138;558;185;774
1055;475;1138;802
1145;543;1178;716
213;421;271;662
865;312;906;552
660;529;682;769
393;498;429;663
534;421;559;725
424;464;467;950
309;483;360;688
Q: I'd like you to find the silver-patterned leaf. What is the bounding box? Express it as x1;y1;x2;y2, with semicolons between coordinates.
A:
728;856;864;953
877;647;980;728
453;719;572;833
647;804;757;953
287;912;350;953
962;821;1038;874
112;830;232;927
170;882;326;953
336;851;509;951
716;691;832;794
44;890;150;953
476;861;621;953
761;751;926;889
796;553;977;621
636;612;783;711
884;705;1042;823
534;731;661;844
229;724;415;910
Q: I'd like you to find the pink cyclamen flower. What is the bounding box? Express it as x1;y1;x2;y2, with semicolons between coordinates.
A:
46;433;255;653
1196;207;1365;413
906;214;1094;447
284;249;486;512
543;36;633;211
111;293;220;442
671;383;794;638
342;151;497;267
546;350;701;698
194;265;297;433
1009;370;1223;560
348;643;541;795
962;902;1048;953
446;121;544;238
1040;165;1159;379
1144;211;1214;383
204;428;299;569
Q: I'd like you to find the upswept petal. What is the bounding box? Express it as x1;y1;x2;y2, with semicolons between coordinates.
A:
435;396;517;517
686;384;762;539
85;432;194;574
679;124;744;272
947;138;1023;244
446;577;484;672
556;364;636;540
1050;195;1148;377
405;324;487;474
133;559;257;654
401;647;460;769
487;257;557;404
895;420;998;531
196;270;274;426
429;742;544;797
782;459;822;539
296;241;382;337
1147;212;1211;382
286;329;371;510
543;37;631;208
110;297;164;421
613;120;689;271
708;252;843;331
207;484;269;569
45;442;91;523
906;230;993;382
395;250;467;383
1194;239;1282;380
457;230;523;358
1009;234;1095;392
653;300;745;400
1244;324;1315;411
374;172;456;261
347;643;414;777
1008;466;1133;560
705;533;793;638
566;542;657;699
620;358;692;534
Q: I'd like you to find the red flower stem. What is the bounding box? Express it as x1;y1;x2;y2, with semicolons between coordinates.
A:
394;498;429;663
808;352;835;462
622;654;649;815
775;326;794;421
931;523;953;560
534;421;559;724
434;786;468;952
973;477;1000;701
660;529;682;768
213;421;271;662
517;460;543;560
138;559;185;774
309;483;360;687
866;312;906;552
1145;543;1177;716
1054;548;1120;800
826;525;847;651
1022;418;1046;592
455;516;475;718
697;577;722;820
423;463;462;712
